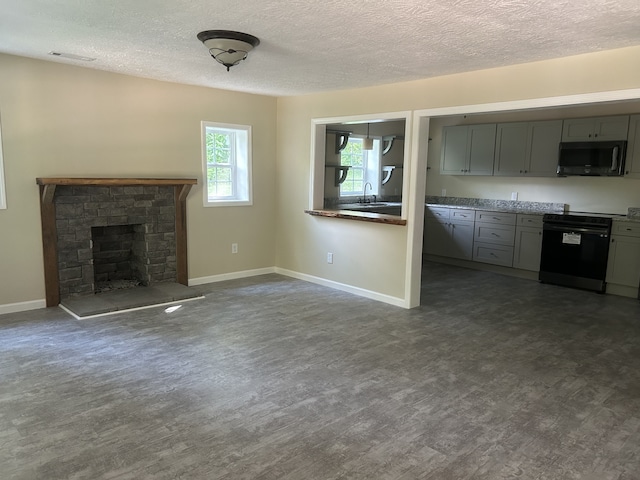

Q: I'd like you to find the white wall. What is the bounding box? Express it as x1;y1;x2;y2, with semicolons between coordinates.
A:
3;45;640;310
275;46;640;306
0;53;277;307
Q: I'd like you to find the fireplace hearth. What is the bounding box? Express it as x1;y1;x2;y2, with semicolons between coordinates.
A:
36;178;197;307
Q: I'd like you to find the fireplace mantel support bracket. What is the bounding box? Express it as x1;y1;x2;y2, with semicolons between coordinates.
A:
35;178;197;307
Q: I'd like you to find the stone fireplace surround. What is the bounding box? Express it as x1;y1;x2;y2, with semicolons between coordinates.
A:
37;178;197;307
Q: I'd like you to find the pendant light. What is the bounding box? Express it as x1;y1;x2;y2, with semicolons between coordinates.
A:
363;123;374;150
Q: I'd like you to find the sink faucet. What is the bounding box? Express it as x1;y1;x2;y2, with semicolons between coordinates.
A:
363;182;373;203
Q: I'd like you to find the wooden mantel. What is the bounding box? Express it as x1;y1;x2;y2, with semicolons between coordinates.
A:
36;177;197;307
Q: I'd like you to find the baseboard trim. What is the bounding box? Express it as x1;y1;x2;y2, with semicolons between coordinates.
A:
606;283;639;299
189;267;277;286
275;267;408;308
0;299;47;315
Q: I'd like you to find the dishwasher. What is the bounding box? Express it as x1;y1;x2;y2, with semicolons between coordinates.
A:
539;213;613;293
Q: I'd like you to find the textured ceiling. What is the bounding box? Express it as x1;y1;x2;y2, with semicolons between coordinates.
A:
1;0;640;97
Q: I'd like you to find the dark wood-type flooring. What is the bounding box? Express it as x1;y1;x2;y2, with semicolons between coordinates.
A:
1;262;639;479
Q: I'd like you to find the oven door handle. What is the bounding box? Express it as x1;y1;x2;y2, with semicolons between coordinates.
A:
543;224;609;235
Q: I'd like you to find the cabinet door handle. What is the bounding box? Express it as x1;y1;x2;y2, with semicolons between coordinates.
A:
491;232;500;237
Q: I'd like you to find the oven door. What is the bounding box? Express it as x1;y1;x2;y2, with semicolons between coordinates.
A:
539;223;611;292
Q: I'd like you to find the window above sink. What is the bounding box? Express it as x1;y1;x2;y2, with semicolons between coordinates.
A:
311;113;410;218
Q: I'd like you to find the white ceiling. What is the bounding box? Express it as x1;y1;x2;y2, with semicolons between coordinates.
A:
1;0;640;97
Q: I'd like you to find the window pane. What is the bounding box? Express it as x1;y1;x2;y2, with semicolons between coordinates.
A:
206;131;233;165
340;137;367;196
202;122;252;206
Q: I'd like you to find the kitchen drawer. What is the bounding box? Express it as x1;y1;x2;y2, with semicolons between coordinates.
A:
517;214;543;228
611;221;640;237
474;223;516;246
425;207;450;221
450;209;475;222
475;211;516;225
473;242;514;267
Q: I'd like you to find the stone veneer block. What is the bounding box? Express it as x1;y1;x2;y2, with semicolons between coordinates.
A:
54;185;177;299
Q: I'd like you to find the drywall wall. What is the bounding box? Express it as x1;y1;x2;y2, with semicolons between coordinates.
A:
275;46;640;305
426;103;640;214
0;53;277;307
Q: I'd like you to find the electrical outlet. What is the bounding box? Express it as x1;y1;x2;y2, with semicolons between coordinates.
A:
327;252;333;264
511;192;518;201
441;189;446;197
231;243;238;254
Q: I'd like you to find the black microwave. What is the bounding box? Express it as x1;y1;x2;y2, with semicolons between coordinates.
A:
557;140;627;176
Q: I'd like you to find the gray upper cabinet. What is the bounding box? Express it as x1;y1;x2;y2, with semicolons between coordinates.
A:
494;120;562;177
624;114;640;177
527;120;563;176
441;124;496;175
561;115;629;142
440;126;468;175
493;123;528;176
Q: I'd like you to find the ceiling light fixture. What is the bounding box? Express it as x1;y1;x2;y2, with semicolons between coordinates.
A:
197;30;260;72
363;123;374;150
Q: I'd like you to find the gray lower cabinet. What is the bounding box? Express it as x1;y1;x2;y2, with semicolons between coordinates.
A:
424;207;474;260
425;207;545;272
606;222;640;288
440;124;496;175
494;120;562;177
624;114;640;177
472;211;516;267
513;214;543;272
473;243;514;267
513;227;543;271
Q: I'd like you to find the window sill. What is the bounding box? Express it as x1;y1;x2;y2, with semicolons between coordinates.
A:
205;200;253;207
304;209;407;226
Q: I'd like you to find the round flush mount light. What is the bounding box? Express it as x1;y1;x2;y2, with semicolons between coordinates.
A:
197;30;260;72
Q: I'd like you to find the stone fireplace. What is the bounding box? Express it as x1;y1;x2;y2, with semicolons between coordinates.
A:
91;224;146;292
36;178;197;307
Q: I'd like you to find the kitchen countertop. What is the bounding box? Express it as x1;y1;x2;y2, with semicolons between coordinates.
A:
426;203;556;215
425;197;640;222
425;196;565;216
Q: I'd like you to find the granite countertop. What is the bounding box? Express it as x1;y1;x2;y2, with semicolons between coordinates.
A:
609;214;640;223
425;197;640;222
425;196;565;216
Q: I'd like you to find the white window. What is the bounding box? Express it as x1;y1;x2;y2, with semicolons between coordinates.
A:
201;121;252;206
0;117;6;210
339;136;381;198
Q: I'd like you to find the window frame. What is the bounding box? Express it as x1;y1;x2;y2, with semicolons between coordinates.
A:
339;135;381;198
0;114;6;210
201;121;253;207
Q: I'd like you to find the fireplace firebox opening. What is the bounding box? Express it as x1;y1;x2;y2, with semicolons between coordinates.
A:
91;224;146;293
